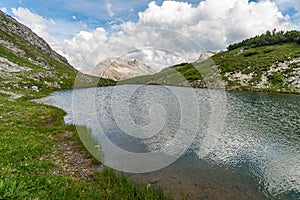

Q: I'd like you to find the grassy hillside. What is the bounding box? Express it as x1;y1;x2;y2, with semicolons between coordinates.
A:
120;31;300;93
0;11;170;199
0;29;115;99
214;43;300;91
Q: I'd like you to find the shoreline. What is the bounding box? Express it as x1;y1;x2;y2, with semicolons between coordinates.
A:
117;82;300;95
34;85;300;199
0;89;168;199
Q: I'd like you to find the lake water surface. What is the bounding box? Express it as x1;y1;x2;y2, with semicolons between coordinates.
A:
42;85;300;200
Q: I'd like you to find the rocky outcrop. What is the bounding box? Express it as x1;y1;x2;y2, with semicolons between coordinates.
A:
224;58;300;91
88;57;156;81
0;10;115;96
0;10;70;65
0;11;73;93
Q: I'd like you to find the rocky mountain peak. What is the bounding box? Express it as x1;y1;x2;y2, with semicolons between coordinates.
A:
87;57;156;81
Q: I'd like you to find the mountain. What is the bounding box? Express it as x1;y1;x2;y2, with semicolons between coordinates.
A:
0;10;115;98
87;57;156;81
120;30;300;94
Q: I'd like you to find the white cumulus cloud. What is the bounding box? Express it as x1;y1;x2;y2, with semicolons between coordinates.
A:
271;0;300;14
1;7;7;13
11;7;88;62
60;28;108;68
10;0;299;72
106;0;114;17
12;7;58;46
64;0;296;71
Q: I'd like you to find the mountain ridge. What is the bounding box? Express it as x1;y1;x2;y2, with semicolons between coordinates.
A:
0;11;69;65
87;57;156;81
120;30;300;94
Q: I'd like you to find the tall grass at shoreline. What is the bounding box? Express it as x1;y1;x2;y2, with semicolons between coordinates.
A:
0;93;169;199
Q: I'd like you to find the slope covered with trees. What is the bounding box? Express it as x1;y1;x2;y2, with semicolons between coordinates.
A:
227;30;300;51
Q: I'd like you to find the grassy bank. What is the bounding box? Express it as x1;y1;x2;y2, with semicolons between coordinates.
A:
0;10;169;199
0;92;169;199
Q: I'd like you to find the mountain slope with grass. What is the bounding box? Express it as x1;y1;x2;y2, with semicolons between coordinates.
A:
0;10;168;199
0;10;115;99
121;30;300;93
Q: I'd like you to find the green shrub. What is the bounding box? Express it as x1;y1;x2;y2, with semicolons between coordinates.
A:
268;72;284;85
244;50;258;57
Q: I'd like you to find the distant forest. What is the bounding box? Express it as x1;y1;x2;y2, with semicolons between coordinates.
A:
227;29;300;51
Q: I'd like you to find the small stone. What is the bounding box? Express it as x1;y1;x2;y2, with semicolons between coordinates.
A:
31;86;39;92
38;157;44;161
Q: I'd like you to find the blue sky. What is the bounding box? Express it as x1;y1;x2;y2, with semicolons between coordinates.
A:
0;0;202;32
0;0;299;70
1;0;298;36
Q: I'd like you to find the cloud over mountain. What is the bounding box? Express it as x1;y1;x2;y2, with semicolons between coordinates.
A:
10;0;298;71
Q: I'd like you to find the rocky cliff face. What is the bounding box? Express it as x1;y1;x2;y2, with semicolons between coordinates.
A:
0;11;69;65
224;58;300;90
88;57;156;81
0;10;73;96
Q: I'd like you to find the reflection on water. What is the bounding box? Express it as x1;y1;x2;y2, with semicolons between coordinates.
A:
42;85;300;199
